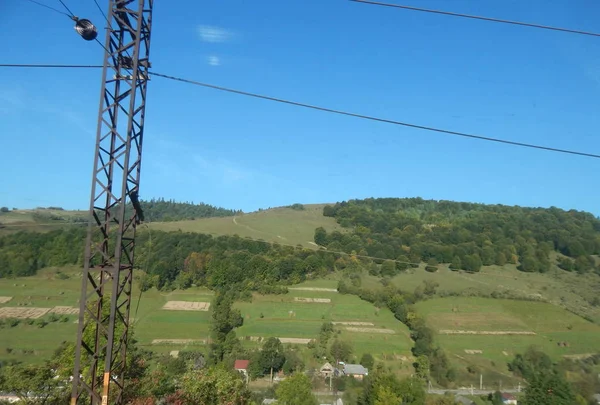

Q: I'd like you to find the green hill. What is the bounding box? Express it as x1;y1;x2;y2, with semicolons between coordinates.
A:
147;204;343;248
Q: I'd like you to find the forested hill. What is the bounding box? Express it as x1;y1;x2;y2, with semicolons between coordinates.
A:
318;198;600;274
133;198;241;221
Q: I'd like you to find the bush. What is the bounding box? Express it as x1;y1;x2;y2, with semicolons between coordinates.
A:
35;319;48;328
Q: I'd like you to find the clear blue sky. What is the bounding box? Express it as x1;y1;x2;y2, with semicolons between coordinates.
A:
1;0;599;214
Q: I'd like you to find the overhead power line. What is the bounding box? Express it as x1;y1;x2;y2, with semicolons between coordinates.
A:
350;0;600;38
0;64;103;68
57;0;75;18
24;0;71;17
0;64;598;159
149;71;600;160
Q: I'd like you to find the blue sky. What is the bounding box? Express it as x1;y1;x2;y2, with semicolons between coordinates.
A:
1;0;600;214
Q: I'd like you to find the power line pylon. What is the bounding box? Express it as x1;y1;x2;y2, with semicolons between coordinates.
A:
71;1;153;404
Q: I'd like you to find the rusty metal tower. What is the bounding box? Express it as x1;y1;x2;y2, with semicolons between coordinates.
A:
71;1;153;404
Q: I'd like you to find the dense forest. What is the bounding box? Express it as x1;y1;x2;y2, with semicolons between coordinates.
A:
0;228;338;288
317;198;600;274
131;198;241;221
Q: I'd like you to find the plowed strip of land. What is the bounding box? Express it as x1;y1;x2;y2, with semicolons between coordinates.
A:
346;327;395;334
0;297;12;304
162;301;210;311
49;306;79;315
151;339;206;345
332;322;375;326
0;307;50;319
439;330;536;335
277;338;312;344
293;297;331;303
289;287;337;292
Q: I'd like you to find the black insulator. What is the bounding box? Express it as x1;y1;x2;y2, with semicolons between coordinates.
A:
75;19;98;41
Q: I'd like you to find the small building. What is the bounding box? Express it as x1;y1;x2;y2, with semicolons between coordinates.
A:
501;393;518;405
592;393;600;404
234;359;250;377
343;364;368;380
262;399;277;405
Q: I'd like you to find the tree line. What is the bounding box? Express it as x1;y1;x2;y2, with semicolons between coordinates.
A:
130;198;241;222
317;198;600;275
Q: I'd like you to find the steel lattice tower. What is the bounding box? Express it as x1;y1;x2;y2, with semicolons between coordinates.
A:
71;1;153;404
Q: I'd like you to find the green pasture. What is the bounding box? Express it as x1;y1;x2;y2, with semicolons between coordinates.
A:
148;204;342;248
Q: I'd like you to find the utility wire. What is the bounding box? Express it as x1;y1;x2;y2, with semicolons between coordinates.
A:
24;0;71;18
150;71;600;160
0;64;598;159
0;64;103;68
57;0;75;18
350;0;600;38
91;0;108;22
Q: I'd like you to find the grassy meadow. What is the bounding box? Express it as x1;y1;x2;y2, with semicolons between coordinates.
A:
415;296;600;387
147;204;343;248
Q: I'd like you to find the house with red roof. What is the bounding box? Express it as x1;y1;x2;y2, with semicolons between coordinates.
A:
234;359;250;378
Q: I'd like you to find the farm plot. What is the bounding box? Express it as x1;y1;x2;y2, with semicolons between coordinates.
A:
162;301;210;311
0;307;50;319
416;297;600;367
346;327;395;334
293;297;331;303
0;297;12;304
235;292;413;360
49;306;79;315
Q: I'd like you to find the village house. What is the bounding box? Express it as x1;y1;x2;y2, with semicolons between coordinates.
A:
501;392;518;405
234;359;250;378
342;364;368;380
320;362;342;379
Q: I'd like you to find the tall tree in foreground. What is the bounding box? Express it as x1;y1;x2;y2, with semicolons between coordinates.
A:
275;373;318;405
179;366;252;405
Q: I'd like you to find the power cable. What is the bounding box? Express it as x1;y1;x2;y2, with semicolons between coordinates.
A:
57;0;75;18
0;64;103;68
91;0;108;22
350;0;600;38
1;64;598;159
149;71;600;160
23;0;71;18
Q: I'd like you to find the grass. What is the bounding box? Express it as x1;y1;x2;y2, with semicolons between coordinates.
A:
0;269;413;371
147;204;343;248
0;209;86;235
362;262;600;324
234;285;414;369
415;296;600;387
0;267;213;363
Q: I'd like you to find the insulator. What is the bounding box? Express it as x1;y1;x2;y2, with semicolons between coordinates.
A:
74;19;98;41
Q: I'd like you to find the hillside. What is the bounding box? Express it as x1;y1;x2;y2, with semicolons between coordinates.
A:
147;204;343;248
0;208;87;235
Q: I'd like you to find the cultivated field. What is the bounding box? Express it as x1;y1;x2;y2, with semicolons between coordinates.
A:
415;296;600;386
0;267;214;362
362;261;600;324
147;204;343;248
234;280;414;370
0;209;87;235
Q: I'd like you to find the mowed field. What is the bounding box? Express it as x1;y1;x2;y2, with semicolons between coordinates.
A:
362;262;600;324
0;209;86;235
0;269;412;371
147;204;343;248
234;279;413;368
415;296;600;386
0;267;214;362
